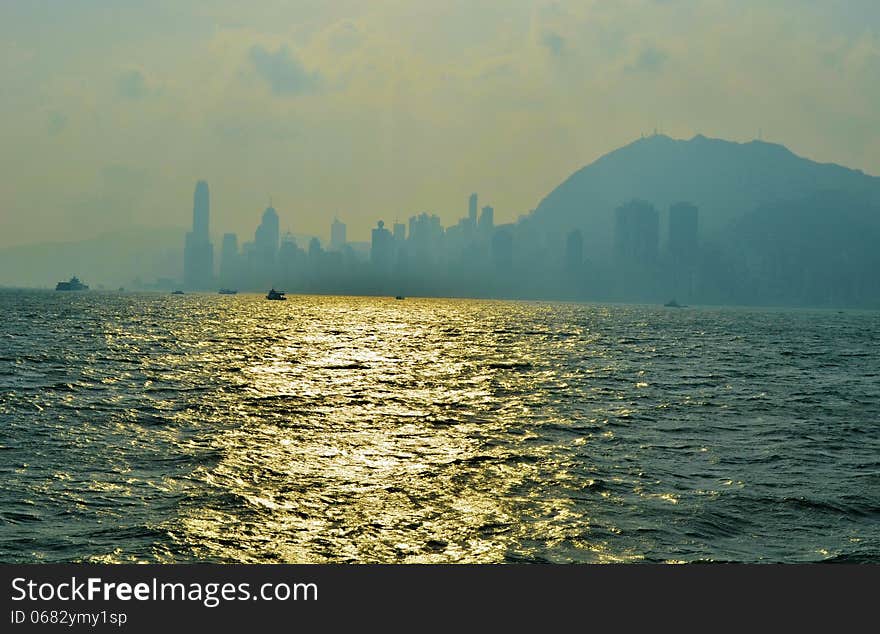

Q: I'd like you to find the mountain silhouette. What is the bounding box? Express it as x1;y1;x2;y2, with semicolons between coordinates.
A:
522;133;880;260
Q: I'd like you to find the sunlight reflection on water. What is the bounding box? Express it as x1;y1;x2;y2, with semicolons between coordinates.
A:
1;292;879;563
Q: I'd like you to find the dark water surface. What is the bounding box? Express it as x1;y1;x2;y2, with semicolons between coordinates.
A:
1;291;878;562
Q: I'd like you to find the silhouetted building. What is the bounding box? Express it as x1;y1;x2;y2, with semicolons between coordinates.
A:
184;180;214;289
393;222;406;243
307;237;323;279
192;180;209;240
330;218;346;251
491;228;513;272
371;220;393;275
469;193;478;225
278;233;302;279
564;229;583;273
408;213;443;263
309;237;322;260
254;205;280;271
614;200;658;266
668;202;699;264
479;205;494;234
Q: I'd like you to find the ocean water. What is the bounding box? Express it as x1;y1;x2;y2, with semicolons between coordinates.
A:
1;290;878;563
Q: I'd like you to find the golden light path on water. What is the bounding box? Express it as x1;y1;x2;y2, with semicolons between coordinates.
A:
164;296;635;563
4;291;878;563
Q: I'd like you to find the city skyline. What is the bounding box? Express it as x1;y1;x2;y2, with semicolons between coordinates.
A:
2;130;879;309
173;160;698;307
3;0;880;588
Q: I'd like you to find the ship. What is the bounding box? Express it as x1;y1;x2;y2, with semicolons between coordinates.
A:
266;289;286;300
55;276;89;291
664;298;687;308
218;288;238;295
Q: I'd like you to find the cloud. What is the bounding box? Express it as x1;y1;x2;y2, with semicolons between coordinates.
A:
248;44;322;96
3;1;880;250
626;46;667;73
116;69;149;99
541;32;566;57
325;21;362;55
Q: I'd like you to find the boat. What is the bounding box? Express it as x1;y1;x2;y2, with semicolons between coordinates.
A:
172;290;185;295
395;295;405;300
218;288;238;295
266;289;286;300
664;298;686;308
55;276;89;291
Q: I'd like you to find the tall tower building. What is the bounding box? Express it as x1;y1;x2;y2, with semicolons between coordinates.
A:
393;222;406;243
254;205;280;266
192;180;209;240
330;218;347;251
468;193;478;225
278;232;300;278
479;205;494;234
371;220;393;274
183;180;214;289
614;199;658;266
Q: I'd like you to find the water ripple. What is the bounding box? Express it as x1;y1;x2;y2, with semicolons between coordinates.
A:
0;291;878;563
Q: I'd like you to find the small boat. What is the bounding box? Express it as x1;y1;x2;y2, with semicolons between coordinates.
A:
218;288;238;295
55;276;89;291
172;290;185;295
664;298;686;308
395;295;405;300
266;289;286;300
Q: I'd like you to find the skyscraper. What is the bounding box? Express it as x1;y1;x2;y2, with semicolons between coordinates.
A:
614;199;658;266
192;180;209;240
479;205;494;234
468;193;478;225
183;180;214;289
278;232;301;279
308;237;322;260
371;220;393;275
254;205;280;267
393;222;406;243
330;218;347;251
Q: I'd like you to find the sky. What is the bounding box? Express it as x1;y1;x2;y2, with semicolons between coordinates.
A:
1;0;879;248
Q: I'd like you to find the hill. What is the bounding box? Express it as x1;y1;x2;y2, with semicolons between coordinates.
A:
521;134;880;260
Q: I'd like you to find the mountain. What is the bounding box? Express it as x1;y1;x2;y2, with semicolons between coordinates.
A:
522;134;880;259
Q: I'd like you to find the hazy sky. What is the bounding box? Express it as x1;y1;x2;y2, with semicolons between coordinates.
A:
1;0;878;248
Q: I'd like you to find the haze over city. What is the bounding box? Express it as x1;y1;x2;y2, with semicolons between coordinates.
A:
3;0;880;580
2;1;879;250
